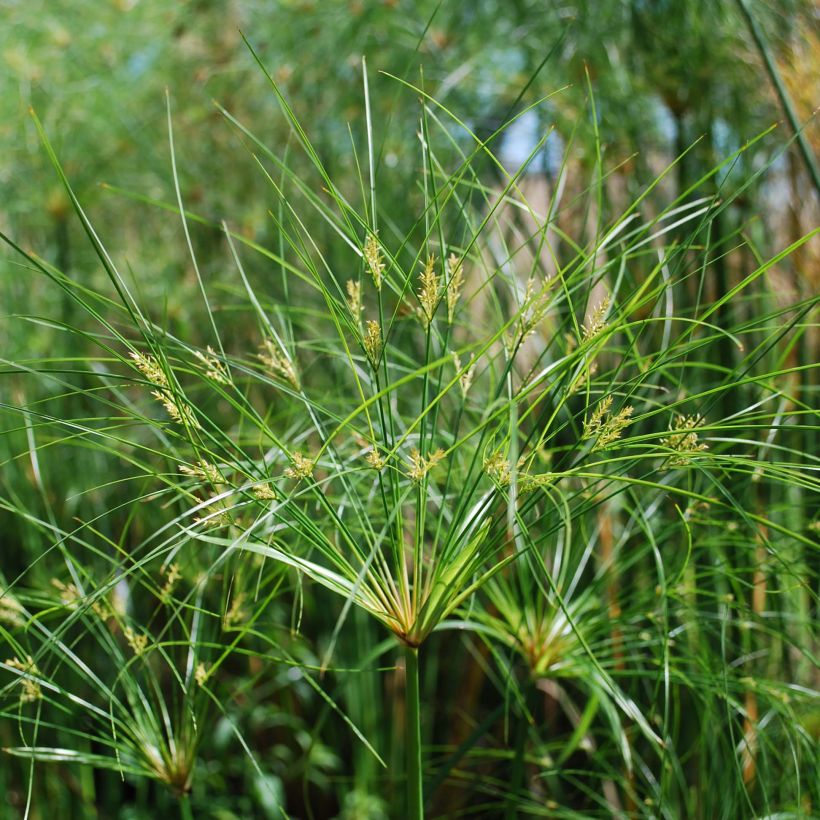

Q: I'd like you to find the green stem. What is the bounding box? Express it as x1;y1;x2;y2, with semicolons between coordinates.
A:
735;0;820;198
405;644;424;819
180;793;194;820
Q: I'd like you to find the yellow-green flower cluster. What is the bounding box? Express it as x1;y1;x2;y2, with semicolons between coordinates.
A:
583;396;634;451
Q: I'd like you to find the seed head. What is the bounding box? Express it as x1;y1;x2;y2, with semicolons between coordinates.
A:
195;662;209;687
130;350;168;387
91;594;111;621
5;656;42;702
484;451;511;486
407;448;445;482
363;320;382;367
518;473;556;493
446;253;464;323
161;563;182;600
363;233;384;291
451;351;476;397
365;447;386;471
258;339;300;390
180;460;222;484
284;452;315;481
149;390;201;429
223;592;247;630
194;345;231;385
132;350;201;428
661;415;709;467
252;483;277;501
582;296;610;342
51;578;81;609
0;587;25;628
583;396;634;451
417;255;440;329
194;506;232;528
346;279;363;319
123;626;149;657
520;278;550;340
158;392;201;428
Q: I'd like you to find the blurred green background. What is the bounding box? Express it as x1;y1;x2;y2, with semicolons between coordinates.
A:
2;0;816;296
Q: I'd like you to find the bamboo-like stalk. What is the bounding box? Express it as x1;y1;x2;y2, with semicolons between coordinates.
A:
735;0;820;198
404;644;424;819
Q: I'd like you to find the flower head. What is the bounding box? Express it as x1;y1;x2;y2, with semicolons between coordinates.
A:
417;255;440;328
661;415;709;467
365;447;386;471
446;253;464;323
259;339;300;390
452;351;476;398
582;296;610;342
194;345;231;385
363;233;384;290
519;278;550;340
363;319;382;367
406;448;445;482
180;460;223;484
284;452;315;481
583;396;633;451
346;279;363;319
5;656;42;702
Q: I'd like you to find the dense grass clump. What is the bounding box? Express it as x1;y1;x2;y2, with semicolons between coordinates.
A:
1;25;818;820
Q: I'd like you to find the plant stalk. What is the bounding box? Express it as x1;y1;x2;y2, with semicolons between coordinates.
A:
404;644;424;819
180;793;194;820
735;0;820;198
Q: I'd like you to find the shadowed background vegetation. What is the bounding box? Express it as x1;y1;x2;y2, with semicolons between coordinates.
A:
1;1;817;818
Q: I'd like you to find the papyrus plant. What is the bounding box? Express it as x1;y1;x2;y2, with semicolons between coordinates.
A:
2;40;817;816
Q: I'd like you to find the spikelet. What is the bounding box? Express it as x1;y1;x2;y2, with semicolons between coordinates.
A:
90;593;111;621
131;350;201;429
252;483;277;501
584;396;613;436
583;396;633;451
194;506;232;529
582;297;610;342
451;351;476;397
407;448;445;482
518;473;556;493
0;587;25;628
123;626;148;657
258;339;300;390
346;279;363;319
363;233;384;290
50;578;81;609
417;255;440;329
180;460;222;484
195;662;209;687
194;345;231;385
446;253;464;323
661;415;709;467
365;447;386;471
223;592;247;630
150;389;201;429
484;451;511;486
363;320;382;367
520;278;550;340
284;452;315;481
5;656;42;702
130;350;168;387
161;563;182;600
